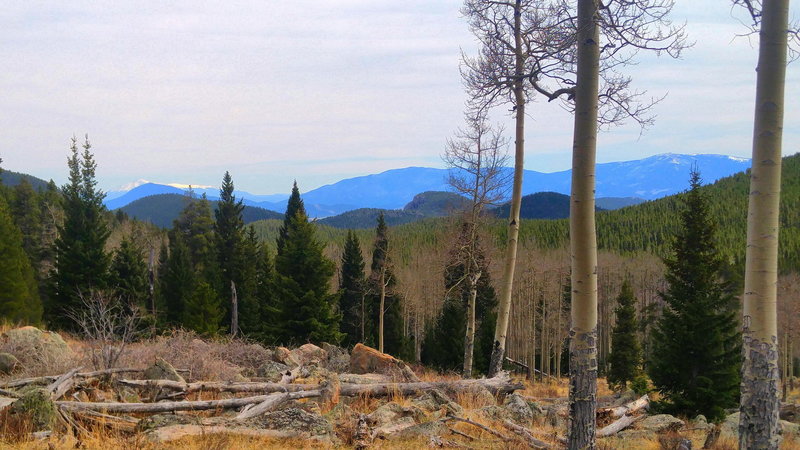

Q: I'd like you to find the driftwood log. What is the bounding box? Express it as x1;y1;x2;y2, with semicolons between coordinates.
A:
57;390;322;414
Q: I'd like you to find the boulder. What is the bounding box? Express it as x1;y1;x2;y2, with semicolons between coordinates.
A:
0;352;20;374
322;342;350;373
137;414;202;432
256;361;291;382
720;412;739;440
243;407;335;440
781;420;800;436
9;388;57;432
290;343;327;367
349;344;419;381
638;414;685;433
658;435;693;450
273;347;299;367
367;401;425;428
503;393;535;424
386;420;448;440
458;385;496;408
143;358;185;383
0;326;73;368
412;389;463;416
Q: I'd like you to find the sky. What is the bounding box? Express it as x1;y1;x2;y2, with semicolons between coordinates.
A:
1;1;798;194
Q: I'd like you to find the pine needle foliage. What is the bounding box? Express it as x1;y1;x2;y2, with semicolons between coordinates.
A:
607;280;642;391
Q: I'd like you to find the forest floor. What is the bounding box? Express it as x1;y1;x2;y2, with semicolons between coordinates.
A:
0;325;798;449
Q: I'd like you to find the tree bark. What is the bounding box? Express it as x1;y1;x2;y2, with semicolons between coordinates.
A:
379;269;386;353
463;272;480;378
739;1;788;449
568;1;601;449
489;0;525;378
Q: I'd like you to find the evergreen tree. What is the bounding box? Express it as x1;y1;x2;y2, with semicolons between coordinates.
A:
338;230;367;347
110;238;149;312
183;281;223;335
368;213;408;358
251;243;278;343
11;179;43;269
607;280;642;391
274;200;341;344
276;181;305;256
238;227;264;337
50;137;111;329
0;196;42;323
159;233;194;326
214;171;245;328
648;171;742;422
422;225;496;373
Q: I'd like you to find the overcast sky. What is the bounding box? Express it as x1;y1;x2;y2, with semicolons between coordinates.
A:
1;1;798;194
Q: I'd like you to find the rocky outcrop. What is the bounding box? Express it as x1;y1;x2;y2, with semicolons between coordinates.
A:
349;344;419;382
0;327;73;369
143;358;185;383
0;353;20;374
256;361;291;382
638;414;685;433
289;344;327;367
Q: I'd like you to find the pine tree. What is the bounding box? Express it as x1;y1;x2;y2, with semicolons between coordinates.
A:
276;182;306;256
214;171;245;330
110;238;149;312
238;227;264;337
0;196;42;323
368;213;408;357
11;179;43;269
50;137;111;329
159;232;194;326
607;280;642;391
274;197;341;345
183;281;223;335
338;230;367;347
251;243;278;343
648;171;742;422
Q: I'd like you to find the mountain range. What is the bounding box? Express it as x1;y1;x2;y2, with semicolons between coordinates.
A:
101;153;751;217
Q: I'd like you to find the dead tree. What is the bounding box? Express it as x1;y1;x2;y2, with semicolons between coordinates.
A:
443;108;510;377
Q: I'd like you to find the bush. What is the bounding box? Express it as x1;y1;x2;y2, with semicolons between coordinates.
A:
630;375;651;395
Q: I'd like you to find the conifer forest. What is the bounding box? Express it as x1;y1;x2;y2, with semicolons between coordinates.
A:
0;1;798;449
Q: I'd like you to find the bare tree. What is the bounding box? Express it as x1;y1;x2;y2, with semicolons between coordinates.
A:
68;291;141;371
443;108;510;377
732;1;792;448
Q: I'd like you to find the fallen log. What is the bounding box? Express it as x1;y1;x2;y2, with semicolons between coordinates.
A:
47;367;82;400
0;388;20;398
57;389;322;414
1;367;185;389
443;416;512;442
118;372;522;398
144;425;327;443
598;394;649;419
596;414;642;437
116;379;318;394
234;392;291;420
501;420;551;449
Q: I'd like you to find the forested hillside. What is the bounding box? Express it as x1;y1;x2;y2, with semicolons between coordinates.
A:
0;170;51;191
121;193;283;228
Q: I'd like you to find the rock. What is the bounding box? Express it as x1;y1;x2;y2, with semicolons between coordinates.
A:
349;343;419;382
9;388;57;431
273;347;299;367
525;399;545;417
137;414;202;432
720;412;739;440
256;361;291;382
386;420;448;440
367;401;425;428
545;405;565;429
322;342;350;373
638;414;685;433
325;402;356;423
412;389;463;416
290;343;328;366
479;405;510;421
143;357;185;383
0;326;73;368
243;407;335;440
458;385;496;408
781;420;800;436
658;434;693;450
616;429;657;441
0;352;20;374
503;393;535;424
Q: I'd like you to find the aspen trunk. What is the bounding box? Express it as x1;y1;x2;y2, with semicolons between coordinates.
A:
463;273;479;378
739;1;788;448
489;0;525;377
568;1;600;448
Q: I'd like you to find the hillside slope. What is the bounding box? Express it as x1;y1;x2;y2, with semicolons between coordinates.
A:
121;193;283;228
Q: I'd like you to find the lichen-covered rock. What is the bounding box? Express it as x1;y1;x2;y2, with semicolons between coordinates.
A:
0;352;20;374
412;389;463;416
9;388;57;431
273;346;299;367
322;342;350;373
290;343;327;367
256;360;290;382
367;401;425;428
781;420;800;436
503;393;535;424
458;385;496;408
720;412;739;440
0;327;73;369
479;405;510;421
243;407;334;439
137;414;202;432
143;357;185;383
638;414;685;433
349;343;419;381
386;420;448;440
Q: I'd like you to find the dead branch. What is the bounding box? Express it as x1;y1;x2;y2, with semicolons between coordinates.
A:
234;392;291;420
598;394;649;418
116;379;318;394
502;420;551;449
46;367;82;400
596;414;642;437
443;415;512;442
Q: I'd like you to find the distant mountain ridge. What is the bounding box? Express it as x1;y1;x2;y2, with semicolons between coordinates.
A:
120;193;283;228
97;153;753;215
